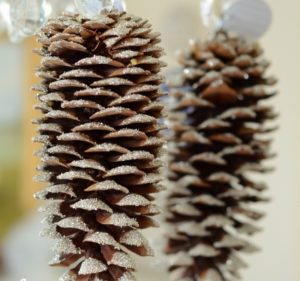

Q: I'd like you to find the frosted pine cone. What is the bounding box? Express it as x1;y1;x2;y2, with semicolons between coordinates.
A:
33;11;166;281
166;30;277;281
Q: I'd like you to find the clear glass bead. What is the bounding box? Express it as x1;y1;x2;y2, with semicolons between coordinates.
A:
47;0;75;17
0;1;10;32
9;0;47;37
113;0;126;12
0;4;7;35
200;0;222;35
75;0;114;18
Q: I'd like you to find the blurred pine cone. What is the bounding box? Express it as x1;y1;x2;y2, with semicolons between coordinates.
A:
166;30;277;281
33;11;166;281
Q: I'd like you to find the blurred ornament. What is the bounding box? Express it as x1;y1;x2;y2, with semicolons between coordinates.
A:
223;0;238;10
222;0;272;39
74;0;115;18
9;0;47;42
200;0;271;39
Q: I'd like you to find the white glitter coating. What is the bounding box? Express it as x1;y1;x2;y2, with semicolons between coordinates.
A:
75;55;124;67
53;237;82;255
57;171;95;182
188;244;220;257
37;123;63;133
109;251;135;269
91;77;134;87
119;230;153;256
109;67;150;77
32;135;51;144
79;258;107;275
112;151;154;162
33;172;53;183
105;165;144;178
49;79;88;90
57;132;96;145
125;84;158;95
84;231;121;249
41;56;72;68
71;199;112;213
119;271;137;281
61;99;103;110
168;252;193;267
85;180;129;193
38;201;64;217
117;194;150;207
115;37;150;49
47;145;82;159
113;50;140;59
40;225;63;239
103;129;146;141
48;254;63;265
86;143;129;154
60;69;103;79
75;88;120;98
103;213;138;227
201;215;233;228
190;153;226;165
44;184;76;198
109;94;150;107
177;222;210;237
56;217;90;232
72;122;115;132
59;272;76;281
117;114;155;126
69;159;106;172
39;92;64;103
44;110;79;121
192;195;225;207
170;203;202;217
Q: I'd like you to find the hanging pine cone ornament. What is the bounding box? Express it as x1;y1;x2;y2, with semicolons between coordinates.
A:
33;11;166;281
166;30;277;281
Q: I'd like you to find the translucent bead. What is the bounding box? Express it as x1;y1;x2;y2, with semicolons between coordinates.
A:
113;0;126;12
47;0;75;17
9;0;47;37
200;0;223;38
0;2;8;35
222;0;272;39
74;0;114;18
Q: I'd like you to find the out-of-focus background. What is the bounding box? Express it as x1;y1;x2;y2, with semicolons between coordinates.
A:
0;0;299;280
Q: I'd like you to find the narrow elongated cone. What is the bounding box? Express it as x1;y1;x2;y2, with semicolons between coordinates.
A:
166;30;277;281
33;11;166;281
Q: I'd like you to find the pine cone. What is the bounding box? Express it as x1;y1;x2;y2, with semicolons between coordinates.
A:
166;30;277;281
33;11;165;281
